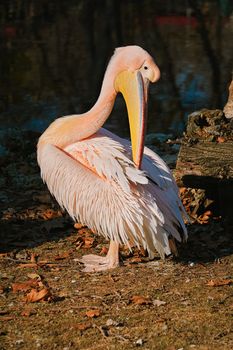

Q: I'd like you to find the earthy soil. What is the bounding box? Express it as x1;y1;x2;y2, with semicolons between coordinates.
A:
0;130;232;350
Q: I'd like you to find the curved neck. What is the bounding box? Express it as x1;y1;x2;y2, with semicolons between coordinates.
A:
81;74;117;138
39;65;117;148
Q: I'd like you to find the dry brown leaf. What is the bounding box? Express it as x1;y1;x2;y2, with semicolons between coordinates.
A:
99;246;108;255
217;136;225;143
129;257;143;264
198;210;212;224
85;309;101;318
207;279;233;287
12;280;38;293
179;187;187;195
74;223;84;230
73;322;92;331
83;237;95;249
0;285;5;294
25;288;51;303
131;295;151;305
78;228;92;235
41;209;58;220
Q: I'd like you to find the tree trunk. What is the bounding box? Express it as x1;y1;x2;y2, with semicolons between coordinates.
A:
174;109;233;223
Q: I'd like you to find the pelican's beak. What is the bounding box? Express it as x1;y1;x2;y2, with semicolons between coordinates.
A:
114;70;149;169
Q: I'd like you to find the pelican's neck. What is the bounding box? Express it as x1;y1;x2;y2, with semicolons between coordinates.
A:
82;73;117;138
39;65;117;148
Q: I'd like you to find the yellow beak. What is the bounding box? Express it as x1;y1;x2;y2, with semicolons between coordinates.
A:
114;70;148;169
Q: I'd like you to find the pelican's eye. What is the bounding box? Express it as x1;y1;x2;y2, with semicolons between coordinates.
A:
144;66;148;70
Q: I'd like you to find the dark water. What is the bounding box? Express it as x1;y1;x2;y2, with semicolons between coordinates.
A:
0;0;233;137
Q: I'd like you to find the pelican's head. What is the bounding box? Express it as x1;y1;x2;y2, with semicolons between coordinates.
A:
111;45;160;169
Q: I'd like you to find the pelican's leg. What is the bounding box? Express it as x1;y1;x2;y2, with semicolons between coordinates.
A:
80;240;120;272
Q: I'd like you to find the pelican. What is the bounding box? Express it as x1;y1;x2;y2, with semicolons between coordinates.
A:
37;45;187;272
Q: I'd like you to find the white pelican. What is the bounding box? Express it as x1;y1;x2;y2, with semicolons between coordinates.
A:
37;45;187;272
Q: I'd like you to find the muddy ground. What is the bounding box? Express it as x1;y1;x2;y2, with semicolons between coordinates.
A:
0;130;232;350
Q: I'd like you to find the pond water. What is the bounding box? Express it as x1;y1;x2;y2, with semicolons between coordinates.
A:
0;0;232;137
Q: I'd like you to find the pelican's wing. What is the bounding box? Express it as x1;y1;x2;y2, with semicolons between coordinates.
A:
64;131;148;193
98;128;188;242
98;128;177;189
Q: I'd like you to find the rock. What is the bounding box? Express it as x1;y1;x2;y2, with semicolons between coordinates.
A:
135;338;144;346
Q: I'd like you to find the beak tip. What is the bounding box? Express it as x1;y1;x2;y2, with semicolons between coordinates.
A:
152;66;161;83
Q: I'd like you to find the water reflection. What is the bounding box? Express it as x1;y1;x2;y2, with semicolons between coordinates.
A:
0;0;232;137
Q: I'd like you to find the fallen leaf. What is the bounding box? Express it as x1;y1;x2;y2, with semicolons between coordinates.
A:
85;309;101;318
207;279;233;287
129;257;143;264
78;228;92;235
99;246;108;255
41;208;58;220
73;322;92;330
217;136;225;143
83;237;95;249
24;288;51;303
75;235;95;249
179;187;187;195
131;295;151;305
74;223;84;230
0;285;5;294
198;210;212;224
12;280;38;293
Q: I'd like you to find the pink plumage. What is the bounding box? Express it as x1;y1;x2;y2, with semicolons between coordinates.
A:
37;46;187;272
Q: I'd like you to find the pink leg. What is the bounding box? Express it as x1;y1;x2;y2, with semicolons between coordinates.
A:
80;240;120;272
